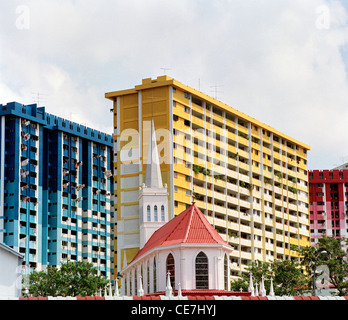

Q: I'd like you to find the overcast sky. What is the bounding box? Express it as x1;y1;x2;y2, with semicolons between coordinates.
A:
1;0;348;170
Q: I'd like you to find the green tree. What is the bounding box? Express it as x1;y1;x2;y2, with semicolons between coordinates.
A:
271;259;307;296
230;261;273;292
293;236;348;296
231;259;308;296
27;261;110;297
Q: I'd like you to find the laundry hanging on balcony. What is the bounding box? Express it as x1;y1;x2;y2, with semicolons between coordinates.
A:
21;159;30;166
95;189;101;195
104;170;112;178
75;161;83;169
21;184;29;191
73;196;83;204
63;169;69;176
21;119;30;126
63;182;70;188
20;169;29;178
21;144;28;151
21;132;31;141
75;184;85;191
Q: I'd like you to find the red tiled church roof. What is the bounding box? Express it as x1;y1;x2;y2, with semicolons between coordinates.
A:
131;203;230;263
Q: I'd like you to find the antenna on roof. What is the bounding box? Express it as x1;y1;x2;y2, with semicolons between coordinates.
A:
209;85;224;100
160;67;171;75
31;91;48;107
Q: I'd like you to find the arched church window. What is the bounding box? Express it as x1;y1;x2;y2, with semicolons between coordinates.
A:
141;264;143;291
224;254;228;290
153;257;157;292
161;205;165;221
154;205;158;222
130;272;133;296
147;261;150;294
134;268;138;295
147;205;151;222
166;253;175;289
195;251;209;289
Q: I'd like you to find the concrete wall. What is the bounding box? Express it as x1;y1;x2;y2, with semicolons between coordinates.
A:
0;247;22;299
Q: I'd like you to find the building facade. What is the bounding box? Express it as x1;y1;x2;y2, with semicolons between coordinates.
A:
0;242;23;299
309;165;348;246
121;203;233;296
105;76;311;278
0;102;114;278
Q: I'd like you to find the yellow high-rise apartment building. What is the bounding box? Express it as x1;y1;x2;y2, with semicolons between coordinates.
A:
105;75;311;279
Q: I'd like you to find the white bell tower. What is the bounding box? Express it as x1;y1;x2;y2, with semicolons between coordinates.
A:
138;119;168;249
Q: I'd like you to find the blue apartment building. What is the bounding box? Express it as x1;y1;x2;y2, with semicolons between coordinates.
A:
0;102;114;279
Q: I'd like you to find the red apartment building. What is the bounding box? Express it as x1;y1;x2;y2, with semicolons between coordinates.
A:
309;164;348;246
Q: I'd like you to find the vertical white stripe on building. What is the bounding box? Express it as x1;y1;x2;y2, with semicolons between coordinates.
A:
169;86;174;219
138;91;142;186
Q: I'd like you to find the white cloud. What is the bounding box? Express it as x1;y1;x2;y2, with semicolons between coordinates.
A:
0;0;348;169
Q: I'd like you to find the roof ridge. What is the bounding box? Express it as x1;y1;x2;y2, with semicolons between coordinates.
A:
183;205;195;242
158;209;187;244
190;203;226;243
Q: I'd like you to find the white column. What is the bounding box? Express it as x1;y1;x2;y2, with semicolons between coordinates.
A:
168;86;175;219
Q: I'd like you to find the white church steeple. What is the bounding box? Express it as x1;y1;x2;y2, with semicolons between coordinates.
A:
138;119;168;249
144;119;163;189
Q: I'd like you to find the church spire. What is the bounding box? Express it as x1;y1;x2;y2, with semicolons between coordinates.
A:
144;119;163;188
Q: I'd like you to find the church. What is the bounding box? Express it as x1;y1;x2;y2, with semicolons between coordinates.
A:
120;120;233;296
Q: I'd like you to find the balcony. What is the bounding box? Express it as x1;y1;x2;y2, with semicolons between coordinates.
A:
239;161;249;171
240;251;252;260
214;205;227;215
228;221;239;231
214;192;226;202
240;224;251;233
214;217;227;229
239;199;251;209
240;238;252;247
